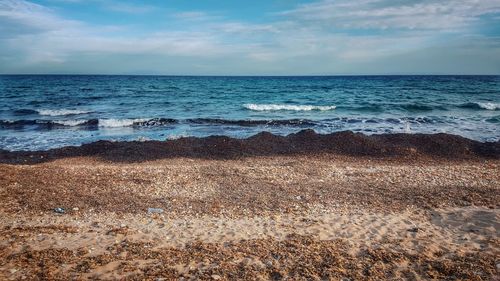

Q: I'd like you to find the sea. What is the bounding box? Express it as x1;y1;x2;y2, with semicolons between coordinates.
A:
0;75;499;151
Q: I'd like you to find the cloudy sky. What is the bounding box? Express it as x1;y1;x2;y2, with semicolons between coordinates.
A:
1;0;499;75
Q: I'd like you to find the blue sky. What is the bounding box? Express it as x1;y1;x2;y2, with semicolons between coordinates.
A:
1;0;499;75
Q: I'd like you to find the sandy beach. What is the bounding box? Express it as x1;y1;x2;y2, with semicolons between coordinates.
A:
0;132;499;280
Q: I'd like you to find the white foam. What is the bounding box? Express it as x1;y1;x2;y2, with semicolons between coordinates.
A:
98;119;144;128
243;104;336;111
37;109;92;116
53;120;89;126
404;121;412;133
477;102;500;110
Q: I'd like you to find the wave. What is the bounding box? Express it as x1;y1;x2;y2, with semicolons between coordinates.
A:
336;104;447;112
0;117;314;130
243;103;450;112
98;119;143;128
13;109;38;115
37;109;93;116
459;102;500;111
0;116;465;131
0;118;177;129
187;118;316;126
400;104;443;111
243;104;336;111
134;118;177;127
99;118;177;128
348;105;384;112
485;116;499;123
53;119;98;126
0;116;445;128
0;120;38;128
0;119;98;129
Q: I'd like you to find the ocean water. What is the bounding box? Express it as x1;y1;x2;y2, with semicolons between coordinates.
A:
0;75;499;151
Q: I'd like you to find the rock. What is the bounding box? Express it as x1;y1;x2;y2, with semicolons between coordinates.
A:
54;207;65;214
211;275;221;280
148;208;164;214
72;207;79;211
407;227;419;233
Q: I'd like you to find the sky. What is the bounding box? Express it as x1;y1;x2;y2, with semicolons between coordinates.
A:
0;0;500;75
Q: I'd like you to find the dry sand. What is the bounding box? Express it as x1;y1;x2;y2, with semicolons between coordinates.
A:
0;154;499;280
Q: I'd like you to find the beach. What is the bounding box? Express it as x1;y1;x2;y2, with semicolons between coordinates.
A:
2;0;500;278
0;132;499;280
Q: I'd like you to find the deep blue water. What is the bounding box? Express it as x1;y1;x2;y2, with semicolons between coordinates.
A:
0;75;499;151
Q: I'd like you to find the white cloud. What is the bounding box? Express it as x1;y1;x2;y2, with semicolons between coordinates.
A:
211;22;278;34
173;11;219;21
0;0;82;32
0;0;232;64
104;2;154;14
0;0;499;74
280;0;500;30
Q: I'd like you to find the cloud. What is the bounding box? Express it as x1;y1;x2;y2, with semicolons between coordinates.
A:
211;22;278;34
0;0;499;74
173;11;218;21
0;0;231;65
280;0;500;31
48;0;155;14
103;2;154;14
0;0;82;33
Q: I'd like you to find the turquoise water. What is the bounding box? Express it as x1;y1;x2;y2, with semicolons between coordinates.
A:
0;75;499;151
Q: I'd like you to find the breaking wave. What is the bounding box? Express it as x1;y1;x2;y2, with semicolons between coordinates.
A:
243;104;336;111
187;118;316;126
0;119;98;129
37;109;93;116
459;102;500;111
0;118;178;129
0;117;317;130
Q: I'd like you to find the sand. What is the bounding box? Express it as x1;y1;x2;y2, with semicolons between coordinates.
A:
0;151;499;280
1;130;499;280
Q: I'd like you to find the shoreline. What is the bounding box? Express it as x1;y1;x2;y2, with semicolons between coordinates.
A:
1;130;499;164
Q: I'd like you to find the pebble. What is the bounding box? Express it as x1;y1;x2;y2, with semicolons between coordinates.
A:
148;208;164;214
407;227;419;233
54;208;65;214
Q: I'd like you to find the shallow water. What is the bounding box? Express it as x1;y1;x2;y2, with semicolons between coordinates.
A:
0;75;498;151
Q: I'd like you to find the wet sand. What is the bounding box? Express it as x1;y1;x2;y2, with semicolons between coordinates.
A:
0;132;499;280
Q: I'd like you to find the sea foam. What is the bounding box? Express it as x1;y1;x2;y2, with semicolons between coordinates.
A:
98;119;145;128
459;102;500;111
476;102;500;110
37;109;92;116
53;120;92;126
244;104;336;111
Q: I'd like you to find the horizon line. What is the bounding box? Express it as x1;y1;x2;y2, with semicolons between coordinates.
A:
1;74;499;77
